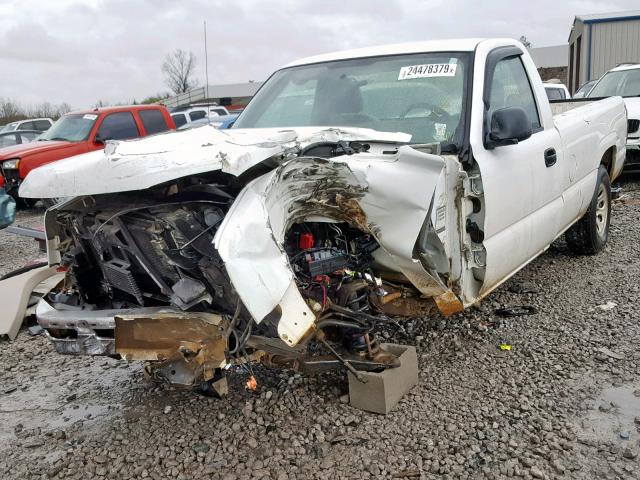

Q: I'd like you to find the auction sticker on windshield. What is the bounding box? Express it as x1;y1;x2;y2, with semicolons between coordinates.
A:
398;63;457;80
83;114;98;120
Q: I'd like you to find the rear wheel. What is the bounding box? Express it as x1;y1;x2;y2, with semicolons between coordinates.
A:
565;165;611;255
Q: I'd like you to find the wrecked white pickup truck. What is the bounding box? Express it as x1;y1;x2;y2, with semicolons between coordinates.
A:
11;38;627;393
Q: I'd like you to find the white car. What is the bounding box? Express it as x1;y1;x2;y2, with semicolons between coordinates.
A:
587;63;640;171
0;117;53;132
573;79;598;99
170;106;230;128
543;82;571;101
8;38;627;393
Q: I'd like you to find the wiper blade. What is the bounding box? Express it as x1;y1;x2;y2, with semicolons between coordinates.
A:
49;137;70;142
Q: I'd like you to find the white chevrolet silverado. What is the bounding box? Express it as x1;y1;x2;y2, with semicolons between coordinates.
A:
5;38;627;393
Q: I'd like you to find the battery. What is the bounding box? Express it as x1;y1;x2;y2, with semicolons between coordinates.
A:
305;249;348;276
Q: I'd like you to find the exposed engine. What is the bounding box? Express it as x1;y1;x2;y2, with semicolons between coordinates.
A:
61;199;235;312
38;141;440;393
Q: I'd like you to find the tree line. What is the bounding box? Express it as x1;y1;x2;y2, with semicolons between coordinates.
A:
0;98;72;125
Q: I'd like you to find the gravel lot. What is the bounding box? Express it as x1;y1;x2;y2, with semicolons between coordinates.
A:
1;180;639;480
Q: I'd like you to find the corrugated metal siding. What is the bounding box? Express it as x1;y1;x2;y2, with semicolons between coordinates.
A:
591;19;640;79
568;21;586;92
568;21;585;45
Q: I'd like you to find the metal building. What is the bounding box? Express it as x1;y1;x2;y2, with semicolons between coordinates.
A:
529;45;568;83
163;82;264;112
568;10;640;94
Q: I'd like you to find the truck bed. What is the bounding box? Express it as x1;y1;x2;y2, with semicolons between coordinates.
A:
551;96;627;182
549;98;596;116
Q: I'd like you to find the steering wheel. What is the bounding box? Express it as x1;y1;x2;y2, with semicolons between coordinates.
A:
400;102;452;121
400;102;437;118
332;112;380;125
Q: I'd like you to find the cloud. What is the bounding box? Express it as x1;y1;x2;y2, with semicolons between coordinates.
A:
0;0;638;108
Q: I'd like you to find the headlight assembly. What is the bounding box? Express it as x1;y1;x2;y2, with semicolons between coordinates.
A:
2;159;20;169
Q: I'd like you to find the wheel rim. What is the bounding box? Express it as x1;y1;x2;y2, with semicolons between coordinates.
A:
595;183;608;236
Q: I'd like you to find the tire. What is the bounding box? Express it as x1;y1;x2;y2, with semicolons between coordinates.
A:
565;165;611;255
10;192;37;209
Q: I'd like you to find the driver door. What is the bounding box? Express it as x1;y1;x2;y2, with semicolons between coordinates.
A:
471;48;564;295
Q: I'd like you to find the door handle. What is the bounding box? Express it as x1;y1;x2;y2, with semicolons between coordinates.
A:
544;148;557;167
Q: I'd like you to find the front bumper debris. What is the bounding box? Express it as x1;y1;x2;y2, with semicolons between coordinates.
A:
116;312;228;390
36;298;173;355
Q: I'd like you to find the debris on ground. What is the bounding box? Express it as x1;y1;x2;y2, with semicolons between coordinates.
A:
27;326;43;336
245;375;258;391
596;346;625;360
596;301;617;311
507;282;539;294
495;306;537;317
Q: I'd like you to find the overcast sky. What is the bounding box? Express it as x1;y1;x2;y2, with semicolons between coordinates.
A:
0;0;638;108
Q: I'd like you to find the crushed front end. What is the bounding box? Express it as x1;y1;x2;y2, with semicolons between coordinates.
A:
23;127;464;393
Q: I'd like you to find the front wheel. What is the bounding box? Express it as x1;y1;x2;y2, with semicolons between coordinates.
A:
565;165;611;255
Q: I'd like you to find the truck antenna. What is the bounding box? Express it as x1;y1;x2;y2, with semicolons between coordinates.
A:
204;20;210;124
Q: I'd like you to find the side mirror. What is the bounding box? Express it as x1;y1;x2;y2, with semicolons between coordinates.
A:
486;107;532;149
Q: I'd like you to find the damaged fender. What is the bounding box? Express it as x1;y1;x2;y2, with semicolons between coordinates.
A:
215;146;449;346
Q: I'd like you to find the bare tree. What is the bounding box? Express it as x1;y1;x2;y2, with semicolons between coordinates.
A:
0;98;22;120
162;49;198;95
57;103;72;117
28;101;55;119
0;98;74;124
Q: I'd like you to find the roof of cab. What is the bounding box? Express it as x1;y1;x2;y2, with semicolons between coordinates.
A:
283;38;487;68
610;63;640;72
66;105;167;116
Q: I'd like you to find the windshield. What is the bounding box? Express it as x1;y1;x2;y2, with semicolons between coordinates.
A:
1;122;18;132
588;69;640;98
234;52;471;149
574;80;596;98
38;114;98;142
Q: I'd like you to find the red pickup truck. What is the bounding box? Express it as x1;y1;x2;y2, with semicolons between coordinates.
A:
0;105;175;202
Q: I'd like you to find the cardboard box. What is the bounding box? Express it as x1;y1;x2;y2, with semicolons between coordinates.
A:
347;343;418;414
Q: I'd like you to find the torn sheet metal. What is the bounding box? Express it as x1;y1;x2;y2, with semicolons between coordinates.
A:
0;266;58;340
19;126;411;199
214;146;447;346
115;312;227;387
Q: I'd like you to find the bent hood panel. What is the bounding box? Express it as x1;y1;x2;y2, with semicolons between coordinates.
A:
19;126;411;198
214;147;446;346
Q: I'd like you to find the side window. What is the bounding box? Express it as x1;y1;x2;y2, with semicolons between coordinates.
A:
545;87;565;101
489;56;541;130
34;120;52;131
189;110;206;121
20;132;39;142
139;109;169;135
0;134;18;147
18;121;35;130
97;112;140;140
172;114;187;128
